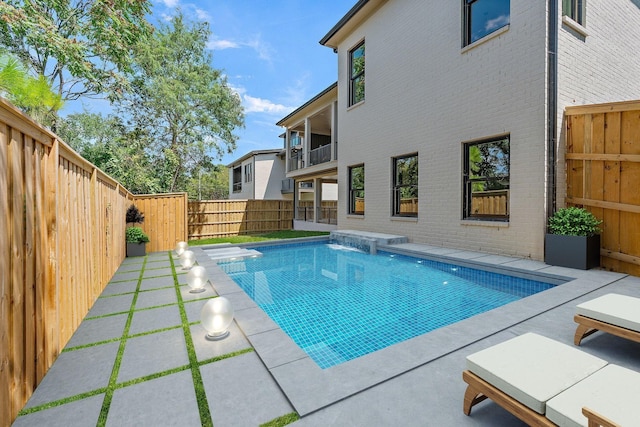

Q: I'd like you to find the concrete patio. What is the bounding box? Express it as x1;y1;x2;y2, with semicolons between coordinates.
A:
12;239;640;426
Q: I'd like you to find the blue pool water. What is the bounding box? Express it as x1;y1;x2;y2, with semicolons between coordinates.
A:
219;242;555;369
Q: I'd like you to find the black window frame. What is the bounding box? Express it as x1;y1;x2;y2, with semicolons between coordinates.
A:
348;40;365;106
244;163;252;183
348;164;365;215
392;154;418;218
463;0;510;47
232;166;242;193
462;135;510;221
563;0;585;26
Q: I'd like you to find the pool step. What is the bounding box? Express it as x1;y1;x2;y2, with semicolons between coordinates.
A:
204;246;262;262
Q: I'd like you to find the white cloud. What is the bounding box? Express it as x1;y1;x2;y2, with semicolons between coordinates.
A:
244;34;274;63
206;38;240;50
195;8;210;21
160;0;180;7
243;95;292;114
485;14;510;31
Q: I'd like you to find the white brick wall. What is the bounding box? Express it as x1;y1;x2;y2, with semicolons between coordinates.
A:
333;0;640;260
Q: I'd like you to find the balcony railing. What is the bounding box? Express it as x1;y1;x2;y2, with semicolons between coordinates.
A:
289;153;303;171
232;181;242;192
309;144;331;166
281;178;294;193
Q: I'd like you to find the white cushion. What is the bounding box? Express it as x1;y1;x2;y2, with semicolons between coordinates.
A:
466;333;607;414
576;293;640;333
547;364;640;427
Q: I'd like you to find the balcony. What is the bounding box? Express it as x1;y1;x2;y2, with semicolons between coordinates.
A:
289;153;303;171
281;178;294;193
232;181;242;192
309;144;331;166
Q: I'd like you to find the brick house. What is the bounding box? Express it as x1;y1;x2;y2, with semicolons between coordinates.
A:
307;0;640;259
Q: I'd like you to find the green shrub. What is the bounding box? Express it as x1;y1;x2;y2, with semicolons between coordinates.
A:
547;207;601;236
126;226;150;243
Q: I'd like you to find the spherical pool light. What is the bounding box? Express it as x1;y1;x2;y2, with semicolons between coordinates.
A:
180;250;196;270
175;241;188;257
187;265;209;293
201;297;234;340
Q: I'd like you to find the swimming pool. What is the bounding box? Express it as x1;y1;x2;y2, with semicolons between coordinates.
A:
219;242;556;369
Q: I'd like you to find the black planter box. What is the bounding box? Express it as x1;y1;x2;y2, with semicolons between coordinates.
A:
126;242;147;257
544;234;600;270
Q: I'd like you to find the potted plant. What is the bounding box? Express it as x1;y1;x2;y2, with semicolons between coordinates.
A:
126;205;149;257
545;206;602;269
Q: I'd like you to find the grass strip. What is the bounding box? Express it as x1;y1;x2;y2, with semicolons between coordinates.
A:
260;413;300;427
169;254;213;427
197;348;254;366
189;230;329;246
96;256;147;426
17;388;108;416
62;337;122;352
115;364;191;389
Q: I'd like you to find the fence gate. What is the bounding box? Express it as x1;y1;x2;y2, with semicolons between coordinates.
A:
565;100;640;276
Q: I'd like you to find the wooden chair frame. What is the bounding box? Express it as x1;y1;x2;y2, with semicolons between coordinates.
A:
463;370;621;427
573;315;640;346
462;370;555;426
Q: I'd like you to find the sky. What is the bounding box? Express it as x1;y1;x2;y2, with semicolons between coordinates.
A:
61;0;356;166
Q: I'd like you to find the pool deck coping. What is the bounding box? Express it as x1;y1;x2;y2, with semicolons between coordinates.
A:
196;237;628;416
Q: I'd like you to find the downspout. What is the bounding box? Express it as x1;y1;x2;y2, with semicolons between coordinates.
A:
547;0;558;220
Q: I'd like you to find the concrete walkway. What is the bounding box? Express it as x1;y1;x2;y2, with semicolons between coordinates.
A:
12;241;640;426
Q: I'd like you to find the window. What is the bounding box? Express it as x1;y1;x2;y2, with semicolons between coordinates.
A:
349;41;365;106
563;0;585;25
392;154;418;217
244;163;252;183
463;0;510;46
348;165;364;215
463;135;510;221
232;166;242;192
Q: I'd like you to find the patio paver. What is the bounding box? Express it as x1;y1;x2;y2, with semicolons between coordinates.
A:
13;242;640;427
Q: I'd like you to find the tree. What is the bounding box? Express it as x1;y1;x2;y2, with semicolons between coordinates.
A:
186;165;229;200
57;112;161;194
0;52;63;125
0;0;152;103
120;13;244;192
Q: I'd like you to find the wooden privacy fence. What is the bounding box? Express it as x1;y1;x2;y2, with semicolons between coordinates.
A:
134;193;188;253
565;100;640;276
0;98;187;427
188;199;293;239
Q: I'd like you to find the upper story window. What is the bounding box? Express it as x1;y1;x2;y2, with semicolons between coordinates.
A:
463;135;510;221
244;163;252;183
348;164;365;215
349;41;365;106
392;154;418;217
463;0;510;46
232;166;242;193
563;0;585;26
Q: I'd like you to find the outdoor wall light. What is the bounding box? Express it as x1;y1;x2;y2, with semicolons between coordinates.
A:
175;241;188;257
186;265;209;293
201;297;234;340
180;250;196;270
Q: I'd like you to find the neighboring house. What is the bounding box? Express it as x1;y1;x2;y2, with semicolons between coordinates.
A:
277;83;339;231
227;149;292;200
304;0;640;260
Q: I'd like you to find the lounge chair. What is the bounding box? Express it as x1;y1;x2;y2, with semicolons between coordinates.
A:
462;333;639;426
574;293;640;346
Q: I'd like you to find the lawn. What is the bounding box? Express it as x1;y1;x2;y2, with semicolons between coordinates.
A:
189;230;329;246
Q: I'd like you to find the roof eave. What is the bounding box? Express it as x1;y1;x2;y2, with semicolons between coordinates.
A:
319;0;387;49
